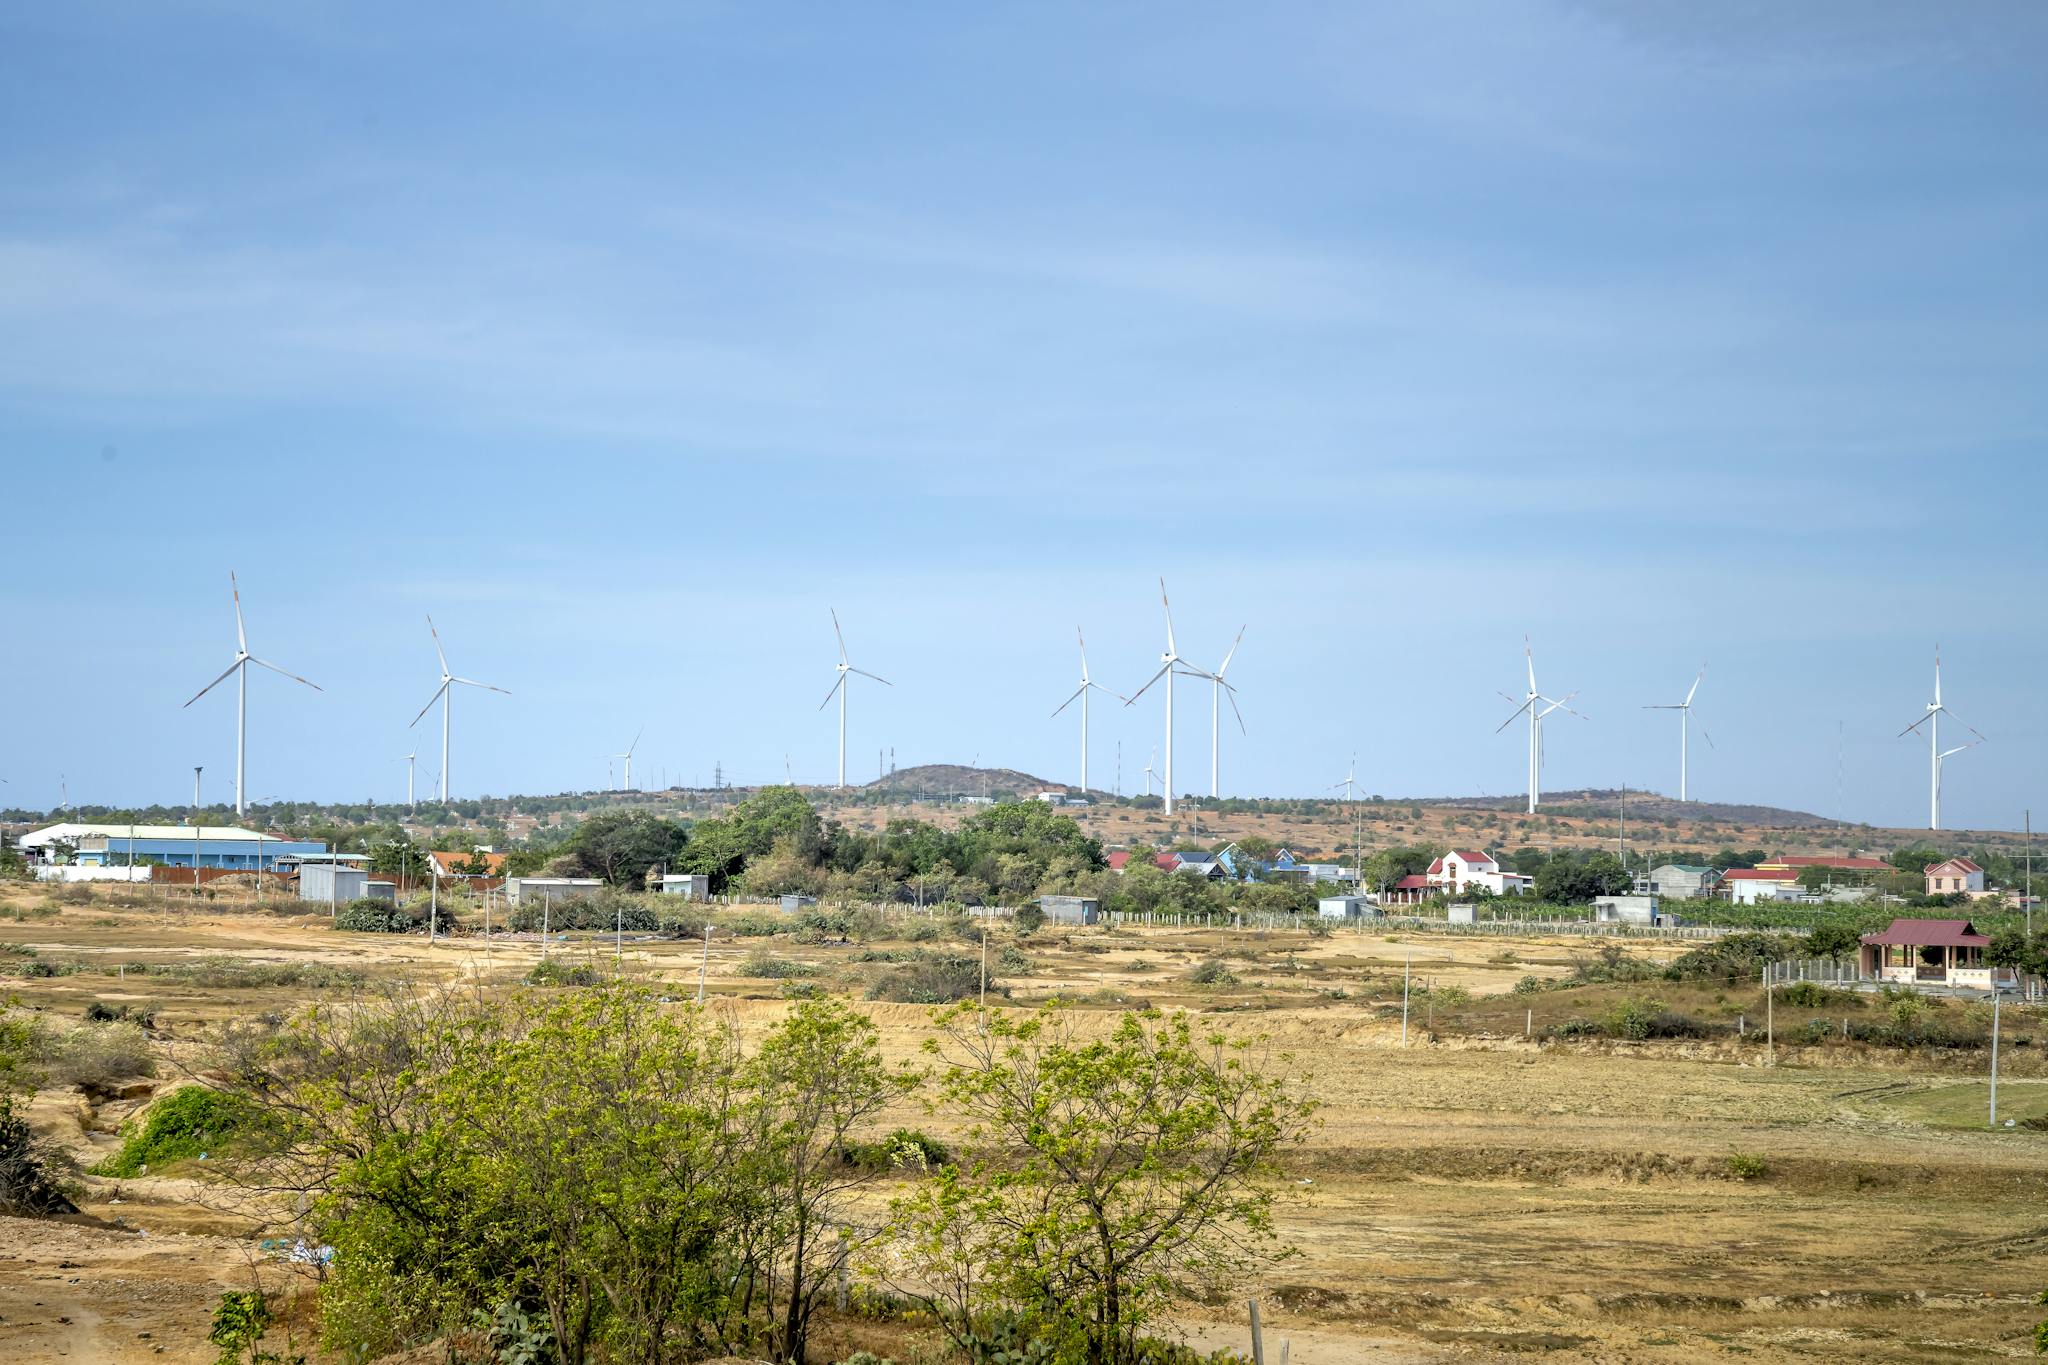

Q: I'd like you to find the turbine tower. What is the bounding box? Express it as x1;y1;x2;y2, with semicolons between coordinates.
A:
1051;629;1126;795
181;572;322;818
402;752;416;811
1898;647;1984;831
408;615;509;802
614;727;643;791
818;609;890;788
1205;626;1246;798
1494;637;1583;814
1143;747;1159;797
1642;664;1706;802
1127;578;1213;817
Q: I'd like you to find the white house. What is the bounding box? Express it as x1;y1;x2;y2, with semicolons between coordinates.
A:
1425;850;1532;897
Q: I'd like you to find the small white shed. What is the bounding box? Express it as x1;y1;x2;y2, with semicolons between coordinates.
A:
1317;895;1372;920
660;873;711;900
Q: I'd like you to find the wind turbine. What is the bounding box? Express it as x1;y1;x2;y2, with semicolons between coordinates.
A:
613;727;643;791
1494;637;1583;814
1898;646;1984;831
1051;629;1126;795
1127;578;1213;817
402;752;417;811
181;572;322;818
1331;754;1359;802
1142;747;1159;797
1642;664;1706;802
818;609;890;789
408;615;509;802
1205;626;1247;798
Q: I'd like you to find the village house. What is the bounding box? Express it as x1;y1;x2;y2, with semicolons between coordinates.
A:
1425;850;1532;898
1923;857;1987;898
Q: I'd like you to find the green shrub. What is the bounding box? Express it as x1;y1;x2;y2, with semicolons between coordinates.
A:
1799;1018;1833;1045
1511;975;1544;996
780;980;823;999
996;945;1037;976
1725;1151;1768;1181
1605;998;1659;1041
1187;959;1240;987
525;959;602;987
334;898;420;934
92;1086;253;1177
865;958;991;1004
741;949;818;979
1013;904;1046;936
840;1127;951;1172
1432;984;1472;1008
507;895;657;934
1779;981;1851;1009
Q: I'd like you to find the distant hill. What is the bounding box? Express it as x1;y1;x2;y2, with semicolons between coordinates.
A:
862;763;1065;798
1420;789;1840;830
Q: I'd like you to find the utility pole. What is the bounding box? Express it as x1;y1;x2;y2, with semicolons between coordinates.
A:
2026;810;2033;938
1989;992;2002;1127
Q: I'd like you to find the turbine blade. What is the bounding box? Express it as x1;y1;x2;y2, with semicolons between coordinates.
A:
1896;715;1931;739
1087;681;1131;704
1159;577;1176;658
1702;731;1717;750
1225;684;1246;735
427;614;449;674
817;674;846;711
1217;624;1246;677
1494;697;1535;733
410;681;450;727
1126;663;1171;705
182;660;242;708
627;726;643;756
831;608;848;665
230;571;247;653
848;667;892;686
451;677;511;695
248;657;323;691
1051;686;1087;718
1076;626;1088;680
1525;635;1536;694
1685;665;1705;707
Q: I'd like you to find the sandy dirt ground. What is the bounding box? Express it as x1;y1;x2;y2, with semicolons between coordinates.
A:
1;894;2044;1362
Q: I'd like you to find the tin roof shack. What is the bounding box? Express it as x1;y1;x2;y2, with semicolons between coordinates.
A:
1317;895;1373;920
1041;895;1100;925
780;894;819;914
660;873;711;900
297;856;371;906
505;877;603;909
1859;918;2000;990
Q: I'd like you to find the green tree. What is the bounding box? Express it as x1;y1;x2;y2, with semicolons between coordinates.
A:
547;809;690;887
890;1004;1316;1365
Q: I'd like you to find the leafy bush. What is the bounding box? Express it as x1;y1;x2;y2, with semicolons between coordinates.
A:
1725;1151;1768;1180
866;958;991;1004
1605;998;1660;1041
780;980;823;999
1511;975;1544;997
335;898;420;934
507;895;657;934
1665;933;1798;983
1779;981;1851;1008
1013;904;1046;936
1432;984;1472;1008
840;1127;951;1172
741;949;818;979
526;959;602;987
1565;943;1662;986
92;1086;253;1177
0;1094;76;1215
996;945;1037;976
1187;959;1240;987
1799;1018;1834;1045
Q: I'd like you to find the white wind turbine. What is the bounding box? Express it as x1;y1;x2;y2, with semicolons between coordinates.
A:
1494;637;1583;814
1642;664;1707;802
614;727;643;791
1204;626;1246;798
402;752;417;811
181;572;322;818
819;609;890;789
1331;754;1359;801
1051;629;1126;795
1127;579;1215;817
408;615;509;802
1142;747;1159;797
1898;646;1984;832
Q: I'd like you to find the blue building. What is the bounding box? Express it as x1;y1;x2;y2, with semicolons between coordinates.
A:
21;823;329;871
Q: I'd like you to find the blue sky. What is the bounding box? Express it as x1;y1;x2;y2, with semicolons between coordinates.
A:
3;3;2044;829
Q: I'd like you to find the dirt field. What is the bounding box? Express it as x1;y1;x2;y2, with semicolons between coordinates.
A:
0;887;2043;1363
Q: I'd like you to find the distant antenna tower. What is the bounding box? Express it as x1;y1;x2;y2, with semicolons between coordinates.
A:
713;760;724;790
